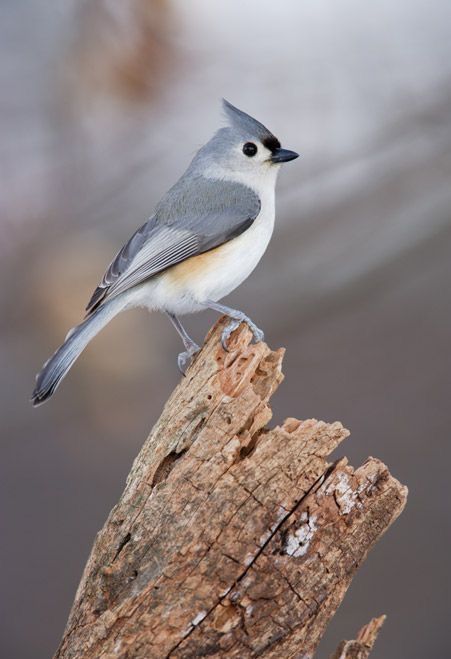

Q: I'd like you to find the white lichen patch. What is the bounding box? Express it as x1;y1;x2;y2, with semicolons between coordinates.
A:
284;512;317;558
335;472;355;514
191;610;207;626
330;472;364;515
244;552;255;566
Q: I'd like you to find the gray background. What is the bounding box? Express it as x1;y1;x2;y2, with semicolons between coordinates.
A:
1;1;450;657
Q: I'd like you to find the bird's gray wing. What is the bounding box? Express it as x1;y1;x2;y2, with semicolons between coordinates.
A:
86;176;260;312
86;219;155;311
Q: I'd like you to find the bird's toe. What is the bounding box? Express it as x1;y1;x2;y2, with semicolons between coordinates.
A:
221;320;241;351
177;345;200;375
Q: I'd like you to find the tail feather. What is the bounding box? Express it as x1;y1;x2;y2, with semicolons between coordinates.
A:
31;299;123;406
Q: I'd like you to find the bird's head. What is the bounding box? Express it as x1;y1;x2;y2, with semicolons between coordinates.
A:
190;100;299;187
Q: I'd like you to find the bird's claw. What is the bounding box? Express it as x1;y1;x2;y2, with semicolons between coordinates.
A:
221;317;265;351
221;320;241;351
250;324;265;343
177;344;200;375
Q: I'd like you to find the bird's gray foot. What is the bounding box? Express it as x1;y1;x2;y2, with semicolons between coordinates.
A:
221;314;264;351
177;344;200;375
166;312;200;375
203;301;265;352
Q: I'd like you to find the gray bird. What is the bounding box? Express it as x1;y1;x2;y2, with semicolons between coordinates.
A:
31;100;298;405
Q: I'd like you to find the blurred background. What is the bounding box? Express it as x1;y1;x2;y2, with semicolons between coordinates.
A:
1;1;451;657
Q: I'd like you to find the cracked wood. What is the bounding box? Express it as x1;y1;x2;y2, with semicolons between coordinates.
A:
54;319;407;658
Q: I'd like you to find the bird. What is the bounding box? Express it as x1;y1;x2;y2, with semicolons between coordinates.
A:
31;100;298;406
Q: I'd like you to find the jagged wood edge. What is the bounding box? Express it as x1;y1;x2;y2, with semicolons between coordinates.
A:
331;615;386;659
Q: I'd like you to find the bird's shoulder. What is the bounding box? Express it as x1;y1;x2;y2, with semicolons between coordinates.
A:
155;174;261;228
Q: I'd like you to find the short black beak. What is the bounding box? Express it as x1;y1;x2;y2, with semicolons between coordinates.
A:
271;148;299;164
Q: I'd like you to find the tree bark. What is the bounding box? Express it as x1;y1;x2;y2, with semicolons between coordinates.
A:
55;319;407;659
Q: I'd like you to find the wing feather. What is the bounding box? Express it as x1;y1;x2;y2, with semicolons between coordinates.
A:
106;231;199;298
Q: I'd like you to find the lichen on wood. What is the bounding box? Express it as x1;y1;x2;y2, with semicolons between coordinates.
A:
54;319;407;659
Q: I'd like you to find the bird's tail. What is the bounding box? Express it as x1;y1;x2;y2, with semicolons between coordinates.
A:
31;298;125;406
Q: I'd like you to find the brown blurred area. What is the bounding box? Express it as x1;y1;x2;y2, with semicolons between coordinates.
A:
1;1;451;657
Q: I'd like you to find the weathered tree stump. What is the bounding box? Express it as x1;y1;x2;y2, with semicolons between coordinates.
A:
55;319;407;658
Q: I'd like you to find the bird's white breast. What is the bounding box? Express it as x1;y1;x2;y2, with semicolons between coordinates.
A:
187;189;275;303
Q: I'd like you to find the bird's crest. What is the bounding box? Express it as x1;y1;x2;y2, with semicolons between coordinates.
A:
222;99;280;149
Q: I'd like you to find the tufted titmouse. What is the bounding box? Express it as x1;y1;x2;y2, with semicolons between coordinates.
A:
31;100;298;405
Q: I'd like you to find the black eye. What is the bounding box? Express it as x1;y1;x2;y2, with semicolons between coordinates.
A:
243;142;257;157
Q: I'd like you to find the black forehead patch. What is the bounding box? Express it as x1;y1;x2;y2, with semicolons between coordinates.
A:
262;135;281;152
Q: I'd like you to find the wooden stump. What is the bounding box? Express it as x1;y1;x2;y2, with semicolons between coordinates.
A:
55;319;407;658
